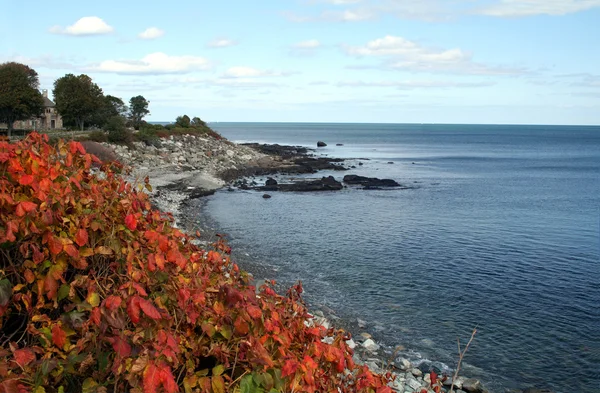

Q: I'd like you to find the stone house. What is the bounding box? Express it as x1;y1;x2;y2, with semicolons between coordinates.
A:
1;89;63;130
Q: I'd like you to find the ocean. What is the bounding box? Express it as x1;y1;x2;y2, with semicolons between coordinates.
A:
198;123;600;393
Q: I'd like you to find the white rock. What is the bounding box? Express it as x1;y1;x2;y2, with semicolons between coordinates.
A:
397;358;412;371
346;338;356;349
411;368;422;378
406;377;422;391
362;339;380;352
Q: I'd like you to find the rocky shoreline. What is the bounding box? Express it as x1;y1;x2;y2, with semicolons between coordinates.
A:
100;134;551;393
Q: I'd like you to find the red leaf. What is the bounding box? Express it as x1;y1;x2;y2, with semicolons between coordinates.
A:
104;295;122;311
138;298;161;320
160;366;178;393
47;235;63;256
109;336;131;357
143;363;160;393
74;228;88;247
18;174;34;186
90;307;101;326
51;324;66;348
15;201;37;217
125;214;137;231
127;297;141;324
64;244;79;258
13;348;36;366
282;359;298;377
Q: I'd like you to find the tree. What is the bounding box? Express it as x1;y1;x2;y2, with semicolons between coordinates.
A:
191;116;207;128
91;95;128;128
0;62;44;137
129;95;150;130
175;114;191;128
53;74;104;131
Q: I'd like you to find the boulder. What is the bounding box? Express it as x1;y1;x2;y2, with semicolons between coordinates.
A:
317;141;327;147
397;358;412;371
262;194;272;199
410;368;423;377
343;174;400;188
462;378;483;393
265;177;278;186
362;339;380;352
336;143;344;146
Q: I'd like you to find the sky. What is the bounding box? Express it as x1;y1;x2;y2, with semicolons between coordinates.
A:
2;0;599;125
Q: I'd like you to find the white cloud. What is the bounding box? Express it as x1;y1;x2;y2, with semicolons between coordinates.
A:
338;80;495;89
88;52;211;75
222;66;289;78
138;27;164;40
49;16;113;36
207;38;238;48
477;0;600;17
345;35;527;75
293;39;321;49
324;8;376;21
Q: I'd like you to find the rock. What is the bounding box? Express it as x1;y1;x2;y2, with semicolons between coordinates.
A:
317;141;327;147
410;368;423;378
387;161;394;164
390;379;404;392
261;176;342;192
336;143;344;146
343;174;400;188
406;377;422;391
357;318;367;329
360;332;372;340
265;177;278;186
262;194;272;199
362;339;380;352
397;358;412;371
346;339;356;349
451;376;466;390
358;162;364;165
461;378;483;393
523;389;556;393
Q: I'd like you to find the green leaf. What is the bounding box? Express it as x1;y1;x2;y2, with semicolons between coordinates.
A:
240;375;262;393
212;364;225;376
57;284;70;301
0;279;12;306
82;378;98;393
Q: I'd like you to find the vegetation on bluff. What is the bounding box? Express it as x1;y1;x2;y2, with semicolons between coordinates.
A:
0;133;392;393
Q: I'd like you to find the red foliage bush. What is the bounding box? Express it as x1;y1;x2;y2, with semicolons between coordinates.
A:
0;133;392;392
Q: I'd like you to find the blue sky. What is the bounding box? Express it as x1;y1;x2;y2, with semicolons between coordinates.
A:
2;0;599;124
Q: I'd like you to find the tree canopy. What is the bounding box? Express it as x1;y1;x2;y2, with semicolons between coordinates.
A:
53;74;104;131
129;95;150;130
0;62;44;136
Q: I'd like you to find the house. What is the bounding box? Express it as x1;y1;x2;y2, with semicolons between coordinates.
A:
1;89;63;131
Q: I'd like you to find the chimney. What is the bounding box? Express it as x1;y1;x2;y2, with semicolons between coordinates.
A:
42;89;48;98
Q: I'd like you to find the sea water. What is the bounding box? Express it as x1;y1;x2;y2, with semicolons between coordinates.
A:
200;123;600;393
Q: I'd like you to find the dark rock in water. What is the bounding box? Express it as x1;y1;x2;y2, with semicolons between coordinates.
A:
188;188;216;199
387;161;394;164
336;143;343;146
317;141;327;147
351;165;356;168
256;176;342;192
358;162;364;166
227;187;235;192
240;184;250;190
242;143;309;158
285;176;342;192
262;194;272;199
523;389;556;393
265;177;278;186
343;174;400;188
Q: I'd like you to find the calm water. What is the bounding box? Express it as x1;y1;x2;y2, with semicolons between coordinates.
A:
201;123;600;393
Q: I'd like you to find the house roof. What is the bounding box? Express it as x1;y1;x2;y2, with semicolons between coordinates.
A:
43;96;55;107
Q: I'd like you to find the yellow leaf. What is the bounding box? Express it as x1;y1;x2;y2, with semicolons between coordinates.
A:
95;246;113;255
33;386;46;393
86;292;100;307
82;378;98;393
